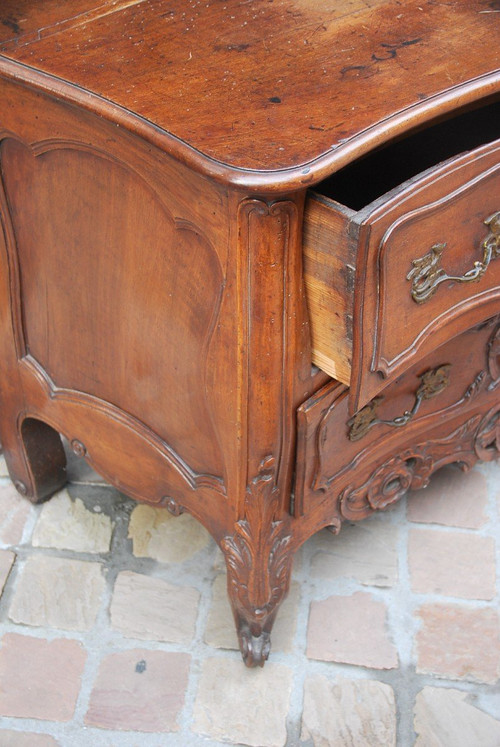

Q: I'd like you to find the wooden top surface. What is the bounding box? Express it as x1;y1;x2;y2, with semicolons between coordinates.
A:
0;0;499;189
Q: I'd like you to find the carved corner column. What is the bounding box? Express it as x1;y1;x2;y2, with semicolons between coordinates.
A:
220;194;311;666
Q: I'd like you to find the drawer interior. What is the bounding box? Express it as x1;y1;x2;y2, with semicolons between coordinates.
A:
304;95;500;391
316;96;500;211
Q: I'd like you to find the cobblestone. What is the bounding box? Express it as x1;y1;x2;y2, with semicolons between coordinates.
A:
0;548;15;594
307;591;398;669
32;489;113;553
309;519;399;587
414;686;500;746
85;648;190;732
0;456;497;745
0;731;60;746
415;603;500;683
0;482;32;545
301;675;397;746
9;555;105;631
407;465;488;528
0;634;86;721
408;527;496;599
128;503;211;562
110;569;200;643
192;658;292;747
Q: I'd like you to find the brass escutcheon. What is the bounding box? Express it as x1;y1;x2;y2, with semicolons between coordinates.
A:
348;364;451;441
407;211;500;304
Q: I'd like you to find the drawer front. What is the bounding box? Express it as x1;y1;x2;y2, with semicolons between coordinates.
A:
294;317;500;520
351;139;500;412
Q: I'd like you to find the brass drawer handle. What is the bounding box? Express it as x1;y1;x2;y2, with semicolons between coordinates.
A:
347;364;451;442
407;212;500;304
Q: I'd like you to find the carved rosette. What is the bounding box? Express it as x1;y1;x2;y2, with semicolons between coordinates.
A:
339;416;483;521
220;459;293;667
344;450;433;514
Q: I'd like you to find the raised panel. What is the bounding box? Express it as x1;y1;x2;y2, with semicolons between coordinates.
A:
350;139;500;412
374;163;500;376
1;136;225;478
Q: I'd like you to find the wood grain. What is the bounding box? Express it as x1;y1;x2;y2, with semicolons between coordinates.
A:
0;0;498;667
303;194;354;384
1;0;499;189
296;318;500;520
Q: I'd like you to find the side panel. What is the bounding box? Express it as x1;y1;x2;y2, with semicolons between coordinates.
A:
0;75;235;526
2;137;224;476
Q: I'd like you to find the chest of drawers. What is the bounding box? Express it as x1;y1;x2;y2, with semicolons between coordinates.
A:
0;0;499;666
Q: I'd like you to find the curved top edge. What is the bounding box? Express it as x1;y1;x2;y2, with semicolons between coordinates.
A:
0;56;499;194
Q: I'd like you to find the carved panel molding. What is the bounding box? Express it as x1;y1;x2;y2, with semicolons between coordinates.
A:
0;134;228;494
373;161;500;379
339;406;500;521
236;196;305;515
314;318;500;493
21;354;226;497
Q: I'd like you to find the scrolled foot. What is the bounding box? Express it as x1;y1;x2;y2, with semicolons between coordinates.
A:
238;625;271;668
220;458;296;667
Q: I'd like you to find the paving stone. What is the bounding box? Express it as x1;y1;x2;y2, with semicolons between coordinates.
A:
409;528;496;600
416;603;500;683
204;574;299;652
310;521;398;587
307;591;398;669
0;454;9;476
0;633;86;721
0;548;15;595
213;547;227;571
110;570;199;643
407;466;488;529
128;504;211;563
301;675;396;746
32;489;113;553
414;686;500;747
192;657;292;747
0;482;32;545
85;648;190;732
0;731;60;746
9;555;105;631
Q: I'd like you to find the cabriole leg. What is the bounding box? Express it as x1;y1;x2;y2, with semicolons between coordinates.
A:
220;466;295;667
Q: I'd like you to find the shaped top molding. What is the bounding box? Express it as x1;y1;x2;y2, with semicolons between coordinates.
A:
0;0;499;190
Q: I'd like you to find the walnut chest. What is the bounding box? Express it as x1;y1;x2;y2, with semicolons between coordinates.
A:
0;0;498;665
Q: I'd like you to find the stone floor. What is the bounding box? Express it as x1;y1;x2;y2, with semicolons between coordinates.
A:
0;444;499;746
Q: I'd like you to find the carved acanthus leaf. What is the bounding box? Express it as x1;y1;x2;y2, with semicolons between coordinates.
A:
220;459;293;628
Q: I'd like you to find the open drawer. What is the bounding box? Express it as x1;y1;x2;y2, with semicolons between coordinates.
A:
304;98;500;414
